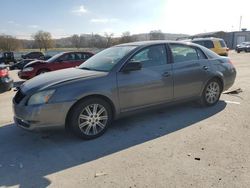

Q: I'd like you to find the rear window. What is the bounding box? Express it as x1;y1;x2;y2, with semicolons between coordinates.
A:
219;40;226;47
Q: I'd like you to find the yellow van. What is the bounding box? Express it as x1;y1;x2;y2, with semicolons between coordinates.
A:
191;38;229;56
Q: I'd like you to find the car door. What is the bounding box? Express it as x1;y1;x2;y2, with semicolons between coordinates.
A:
169;43;210;99
117;44;174;112
73;53;86;66
52;53;75;70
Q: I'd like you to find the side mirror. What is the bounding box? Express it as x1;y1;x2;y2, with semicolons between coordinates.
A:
57;59;63;63
122;62;142;73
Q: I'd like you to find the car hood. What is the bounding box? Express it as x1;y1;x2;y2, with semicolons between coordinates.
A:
24;60;46;68
20;68;108;94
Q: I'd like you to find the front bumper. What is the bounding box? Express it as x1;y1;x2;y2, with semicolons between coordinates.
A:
13;100;76;131
18;71;34;80
0;76;13;92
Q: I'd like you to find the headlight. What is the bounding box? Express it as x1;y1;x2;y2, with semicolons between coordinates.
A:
22;67;34;72
27;90;55;105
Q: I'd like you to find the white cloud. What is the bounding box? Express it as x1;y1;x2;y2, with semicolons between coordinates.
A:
28;25;39;29
72;5;88;16
7;20;20;27
90;18;118;23
7;21;15;24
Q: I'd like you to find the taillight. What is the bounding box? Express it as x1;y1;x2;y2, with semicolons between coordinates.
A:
0;69;8;77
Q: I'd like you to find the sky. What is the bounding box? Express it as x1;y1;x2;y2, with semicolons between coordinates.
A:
0;0;249;39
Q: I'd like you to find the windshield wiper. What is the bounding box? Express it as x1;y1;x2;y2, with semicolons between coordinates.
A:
79;67;108;72
80;67;92;70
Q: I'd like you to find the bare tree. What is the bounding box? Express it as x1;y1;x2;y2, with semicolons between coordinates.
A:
70;34;81;49
0;35;21;51
149;30;165;40
104;32;114;47
119;31;132;44
33;30;54;51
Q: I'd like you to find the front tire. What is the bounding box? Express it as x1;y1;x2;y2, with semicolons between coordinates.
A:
199;79;222;107
68;98;113;139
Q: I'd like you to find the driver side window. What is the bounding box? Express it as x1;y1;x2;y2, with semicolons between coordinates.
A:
58;54;74;62
130;45;167;68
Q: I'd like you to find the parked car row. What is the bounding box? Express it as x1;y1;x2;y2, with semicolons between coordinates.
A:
18;51;94;79
0;50;93;92
13;41;237;139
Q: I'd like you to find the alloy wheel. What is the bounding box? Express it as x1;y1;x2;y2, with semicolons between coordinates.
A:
205;81;220;104
78;104;108;136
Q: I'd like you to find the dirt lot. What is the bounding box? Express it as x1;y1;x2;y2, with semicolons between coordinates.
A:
0;51;249;188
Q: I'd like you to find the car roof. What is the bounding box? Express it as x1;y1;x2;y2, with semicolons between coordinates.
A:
191;37;224;41
116;40;201;48
61;51;93;54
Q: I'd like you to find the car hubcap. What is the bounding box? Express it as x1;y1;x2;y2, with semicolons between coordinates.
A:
78;104;108;136
205;82;220;104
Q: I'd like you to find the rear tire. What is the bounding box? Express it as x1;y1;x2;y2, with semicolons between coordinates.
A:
199;79;222;107
67;98;113;139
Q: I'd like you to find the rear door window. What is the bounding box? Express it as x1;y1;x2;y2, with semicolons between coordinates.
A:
169;44;206;63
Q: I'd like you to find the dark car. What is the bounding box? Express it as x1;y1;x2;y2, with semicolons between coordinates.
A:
0;64;13;92
21;52;45;60
10;59;35;70
13;41;236;139
235;42;250;53
0;52;17;65
18;51;94;79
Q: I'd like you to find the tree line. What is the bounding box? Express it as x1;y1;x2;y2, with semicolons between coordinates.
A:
0;30;187;51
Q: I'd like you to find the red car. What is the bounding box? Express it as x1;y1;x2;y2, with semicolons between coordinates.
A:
0;64;13;92
18;51;94;79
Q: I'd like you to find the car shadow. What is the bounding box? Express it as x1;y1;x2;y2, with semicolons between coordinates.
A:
0;101;226;188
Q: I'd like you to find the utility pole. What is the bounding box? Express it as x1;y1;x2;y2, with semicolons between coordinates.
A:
239;16;242;31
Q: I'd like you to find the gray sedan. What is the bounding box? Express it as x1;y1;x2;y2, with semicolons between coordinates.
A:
13;41;236;139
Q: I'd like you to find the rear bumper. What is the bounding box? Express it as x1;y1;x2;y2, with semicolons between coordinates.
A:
0;77;13;92
224;67;237;91
13;100;76;131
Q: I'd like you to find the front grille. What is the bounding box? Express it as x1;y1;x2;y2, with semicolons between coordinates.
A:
14;90;26;104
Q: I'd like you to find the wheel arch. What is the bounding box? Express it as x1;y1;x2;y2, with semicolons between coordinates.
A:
201;75;224;96
65;94;116;129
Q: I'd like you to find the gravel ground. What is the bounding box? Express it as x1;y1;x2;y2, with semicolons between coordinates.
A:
0;51;249;188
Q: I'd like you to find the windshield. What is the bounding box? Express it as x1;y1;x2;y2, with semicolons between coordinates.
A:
79;46;137;72
46;53;64;63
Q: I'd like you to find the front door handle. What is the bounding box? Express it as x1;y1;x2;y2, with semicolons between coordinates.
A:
162;72;170;77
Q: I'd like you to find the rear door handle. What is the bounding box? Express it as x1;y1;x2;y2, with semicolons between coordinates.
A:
162;72;170;77
203;66;209;70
